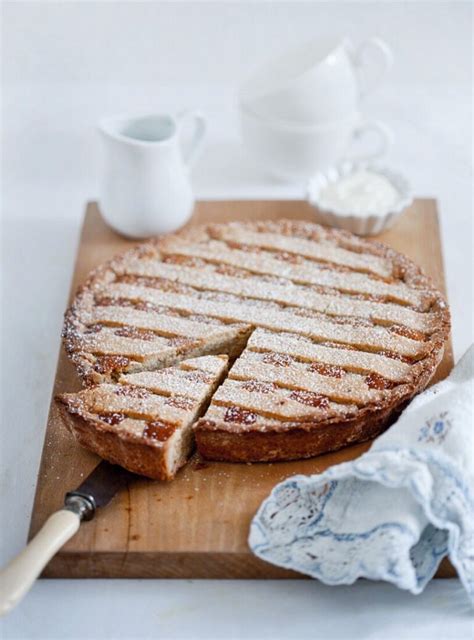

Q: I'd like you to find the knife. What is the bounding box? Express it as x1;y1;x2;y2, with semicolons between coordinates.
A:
0;461;136;616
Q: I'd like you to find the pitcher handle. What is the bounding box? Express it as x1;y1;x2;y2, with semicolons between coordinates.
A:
344;119;394;162
352;37;394;98
177;110;207;168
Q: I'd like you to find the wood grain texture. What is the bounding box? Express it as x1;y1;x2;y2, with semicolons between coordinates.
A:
29;200;455;579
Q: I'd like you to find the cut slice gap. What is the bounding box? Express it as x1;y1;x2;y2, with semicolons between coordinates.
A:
57;355;230;480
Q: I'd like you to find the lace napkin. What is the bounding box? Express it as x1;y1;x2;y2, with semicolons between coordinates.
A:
249;346;474;601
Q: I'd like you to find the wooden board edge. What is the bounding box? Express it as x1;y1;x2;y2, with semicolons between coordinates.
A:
40;551;456;580
424;200;454;375
27;207;93;543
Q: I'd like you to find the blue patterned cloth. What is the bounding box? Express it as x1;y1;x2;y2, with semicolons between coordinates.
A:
249;346;474;601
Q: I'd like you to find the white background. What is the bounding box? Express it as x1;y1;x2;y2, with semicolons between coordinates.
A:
1;2;473;639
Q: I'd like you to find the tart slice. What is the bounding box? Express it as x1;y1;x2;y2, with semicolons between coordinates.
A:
57;355;228;480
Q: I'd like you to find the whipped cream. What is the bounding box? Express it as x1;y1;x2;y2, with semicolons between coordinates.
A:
317;169;399;217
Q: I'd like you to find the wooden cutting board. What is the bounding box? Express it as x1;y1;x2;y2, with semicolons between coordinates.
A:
30;199;455;579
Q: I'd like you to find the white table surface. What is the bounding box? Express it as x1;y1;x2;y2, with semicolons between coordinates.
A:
1;2;473;638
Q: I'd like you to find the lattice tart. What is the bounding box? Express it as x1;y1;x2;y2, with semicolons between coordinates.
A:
60;219;450;475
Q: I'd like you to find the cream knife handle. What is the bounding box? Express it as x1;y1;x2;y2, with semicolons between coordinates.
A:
0;509;80;616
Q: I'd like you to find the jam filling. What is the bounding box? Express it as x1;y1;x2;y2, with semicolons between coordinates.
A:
164;396;194;411
215;264;249;278
163;254;204;267
389;325;426;341
114;326;157;341
365;372;397;390
93;355;130;374
241;380;275;394
262;352;293;367
224;241;259;254
114;385;150;399
321;340;357;351
377;350;413;364
96;296;134;308
97;412;126;426
309;362;345;378
84;324;104;334
224;406;257;424
183;370;212;383
143;420;177;442
289;390;330;409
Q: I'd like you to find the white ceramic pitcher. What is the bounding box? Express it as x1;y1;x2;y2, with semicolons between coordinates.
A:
98;111;206;238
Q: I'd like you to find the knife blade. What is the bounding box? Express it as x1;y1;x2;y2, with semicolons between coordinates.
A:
0;461;137;616
64;460;138;519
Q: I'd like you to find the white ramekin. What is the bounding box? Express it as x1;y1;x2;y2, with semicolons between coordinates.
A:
306;161;413;236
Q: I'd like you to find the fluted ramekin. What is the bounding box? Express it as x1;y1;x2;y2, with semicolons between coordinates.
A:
307;161;413;236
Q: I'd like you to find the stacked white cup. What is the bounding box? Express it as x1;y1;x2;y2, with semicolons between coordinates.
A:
239;37;394;181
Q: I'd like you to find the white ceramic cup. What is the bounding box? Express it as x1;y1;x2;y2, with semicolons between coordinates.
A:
240;106;393;182
239;37;393;124
98;111;206;238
